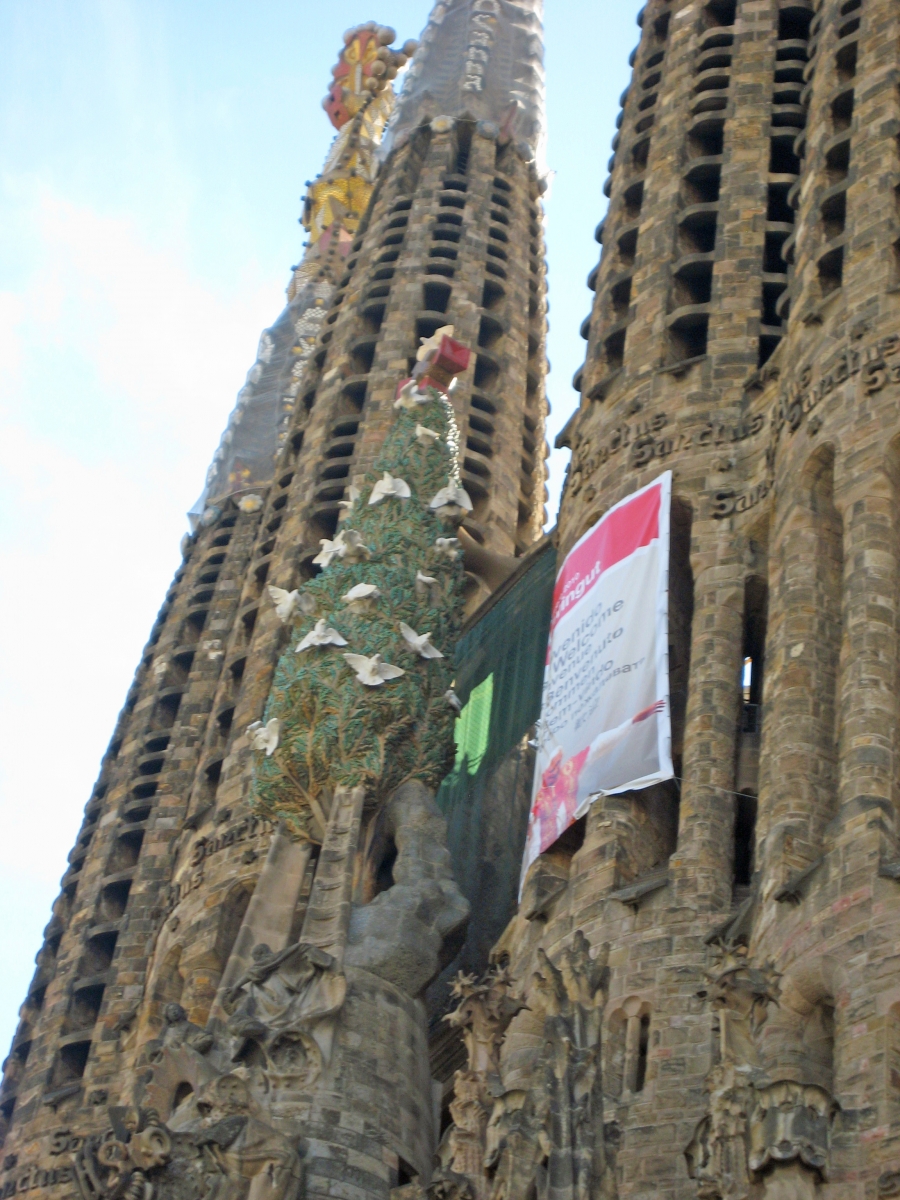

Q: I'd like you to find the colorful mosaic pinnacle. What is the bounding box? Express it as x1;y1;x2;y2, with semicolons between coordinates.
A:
249;335;471;840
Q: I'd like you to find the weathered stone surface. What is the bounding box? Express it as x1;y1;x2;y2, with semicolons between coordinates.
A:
6;1;900;1198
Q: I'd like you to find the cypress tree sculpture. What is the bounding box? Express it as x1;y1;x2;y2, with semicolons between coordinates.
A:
248;331;471;839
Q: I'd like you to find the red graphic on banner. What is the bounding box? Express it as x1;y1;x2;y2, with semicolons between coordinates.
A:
527;746;590;858
551;481;661;631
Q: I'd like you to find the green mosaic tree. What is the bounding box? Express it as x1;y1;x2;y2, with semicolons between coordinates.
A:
248;373;469;841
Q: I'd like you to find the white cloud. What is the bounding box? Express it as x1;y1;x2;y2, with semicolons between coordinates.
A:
0;185;280;887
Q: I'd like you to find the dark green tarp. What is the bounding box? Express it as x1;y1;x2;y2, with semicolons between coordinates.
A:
430;540;556;1010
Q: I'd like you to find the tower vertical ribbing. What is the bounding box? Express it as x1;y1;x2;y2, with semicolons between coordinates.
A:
485;1;900;1196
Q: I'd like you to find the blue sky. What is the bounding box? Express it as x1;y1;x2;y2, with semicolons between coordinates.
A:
0;0;641;1054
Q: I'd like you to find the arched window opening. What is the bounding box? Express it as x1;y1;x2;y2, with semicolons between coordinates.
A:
732;794;758;891
802;1001;835;1094
360;810;400;902
374;837;398;896
634;1013;650;1093
669;499;695;776
610;1000;653;1099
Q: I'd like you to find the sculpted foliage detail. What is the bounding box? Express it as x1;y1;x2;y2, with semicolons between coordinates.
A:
250;389;467;840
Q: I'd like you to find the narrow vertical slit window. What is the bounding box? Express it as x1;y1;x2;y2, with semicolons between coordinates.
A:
634;1014;650;1093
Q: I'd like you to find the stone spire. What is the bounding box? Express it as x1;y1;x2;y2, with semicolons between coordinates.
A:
382;0;546;166
191;24;415;523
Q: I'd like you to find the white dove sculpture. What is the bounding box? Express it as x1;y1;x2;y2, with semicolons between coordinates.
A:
417;324;454;361
268;585;300;623
343;653;406;687
415;423;442;445
340;528;371;561
337;484;361;512
415;570;438;597
444;688;462;713
313;535;343;567
343;583;381;603
429;484;473;512
369;472;412;505
400;622;445;660
296;619;349;653
435;537;462;560
247;718;281;756
394;379;430;410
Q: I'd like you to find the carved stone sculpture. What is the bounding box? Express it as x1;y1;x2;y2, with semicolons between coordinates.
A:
181;1074;303;1200
748;1080;833;1181
484;1088;550;1200
72;1110;173;1200
706;948;780;1069
527;932;614;1200
344;780;470;998
427;965;521;1198
220;939;345;1089
685;1063;756;1200
436;931;614;1200
160;1005;214;1057
685;949;838;1200
225;941;342;1037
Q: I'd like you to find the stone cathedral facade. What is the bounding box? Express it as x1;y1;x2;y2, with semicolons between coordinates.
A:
3;0;900;1198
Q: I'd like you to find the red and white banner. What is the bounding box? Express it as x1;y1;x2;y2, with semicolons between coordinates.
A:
521;472;673;888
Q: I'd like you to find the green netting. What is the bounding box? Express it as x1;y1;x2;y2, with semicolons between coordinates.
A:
438;541;557;805
429;543;556;997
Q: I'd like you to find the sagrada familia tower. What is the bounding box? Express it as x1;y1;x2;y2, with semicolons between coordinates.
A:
3;0;900;1196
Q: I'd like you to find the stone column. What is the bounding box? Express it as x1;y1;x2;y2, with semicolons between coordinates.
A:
833;451;899;856
759;448;843;892
671;542;745;913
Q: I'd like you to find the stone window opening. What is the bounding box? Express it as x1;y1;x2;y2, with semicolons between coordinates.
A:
52;1039;91;1085
668;498;695;770
702;0;736;30
181;609;208;645
200;759;223;808
454;120;474;176
633;1013;651;1093
607;999;653;1101
802;1001;836;1094
732;794;758;896
66;984;105;1035
0;1096;15;1146
107;830;144;875
359;810;399;903
99;879;132;922
734;575;767;872
551;815;587;868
